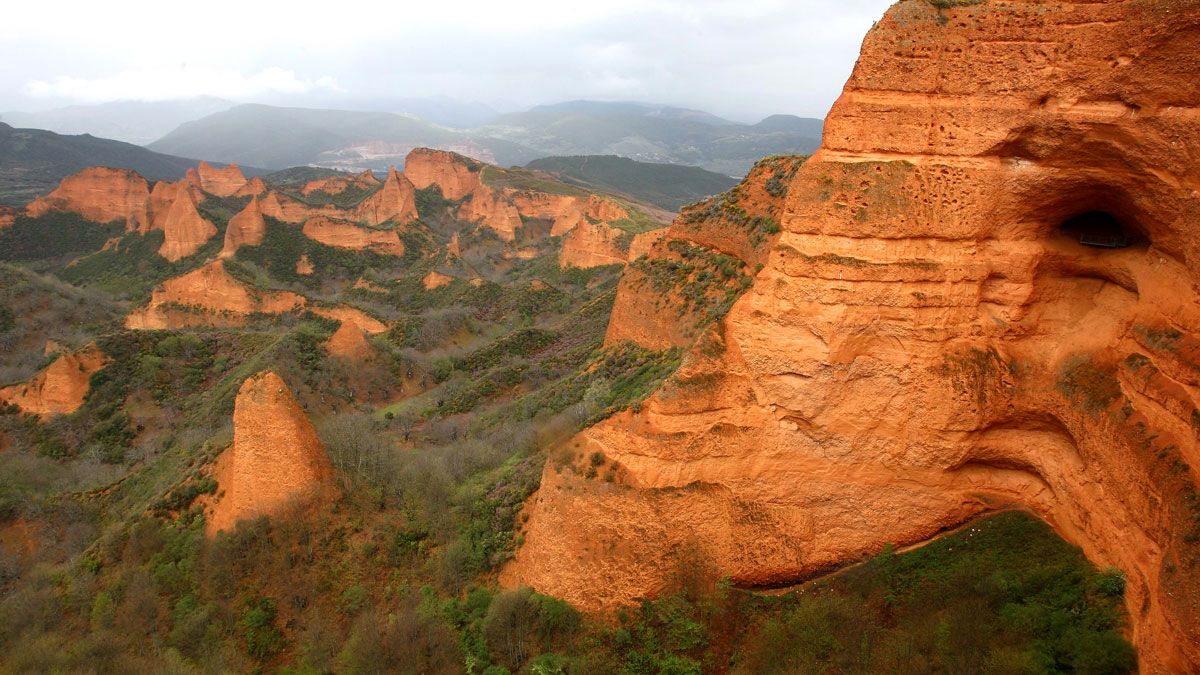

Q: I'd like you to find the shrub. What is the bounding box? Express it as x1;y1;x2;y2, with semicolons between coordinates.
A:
241;597;284;660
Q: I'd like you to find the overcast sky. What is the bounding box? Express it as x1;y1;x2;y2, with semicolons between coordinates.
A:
1;0;894;122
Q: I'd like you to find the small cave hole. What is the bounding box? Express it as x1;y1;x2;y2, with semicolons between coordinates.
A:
1057;210;1142;249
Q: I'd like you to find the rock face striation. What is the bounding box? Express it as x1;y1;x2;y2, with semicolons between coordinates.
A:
505;1;1200;671
206;371;338;535
195;161;247;197
0;344;108;417
301;216;406;256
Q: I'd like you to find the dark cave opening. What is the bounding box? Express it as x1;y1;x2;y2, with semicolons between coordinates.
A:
1057;210;1143;249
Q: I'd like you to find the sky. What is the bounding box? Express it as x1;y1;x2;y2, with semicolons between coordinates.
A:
0;0;895;122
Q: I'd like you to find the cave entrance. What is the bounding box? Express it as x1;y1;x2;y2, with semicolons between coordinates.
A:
1058;211;1137;249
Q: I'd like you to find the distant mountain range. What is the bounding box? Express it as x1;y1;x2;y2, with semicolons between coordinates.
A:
0;97;234;146
147;100;822;176
0;123;206;205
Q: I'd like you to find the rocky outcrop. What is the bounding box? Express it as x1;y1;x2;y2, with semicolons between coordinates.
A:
506;1;1200;671
258;191;341;224
25;167;150;231
458;186;523;240
196;161;247;197
403;148;482;200
206;371;338;535
295;255;314;276
323;321;376;361
0;344;108;417
0;206;14;229
234;176;267;198
151;183;217;262
558;220;630;268
301;216;405;256
352;166;418;226
220;196;266;258
125;261;305;330
422;271;453;290
310;306;387;334
301;170;378;196
603;155;800;349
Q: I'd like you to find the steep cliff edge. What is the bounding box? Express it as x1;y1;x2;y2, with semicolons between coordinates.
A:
505;1;1200;671
603;155;802;349
205;371;338;535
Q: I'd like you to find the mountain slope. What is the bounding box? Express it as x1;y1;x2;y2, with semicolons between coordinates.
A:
0;122;203;205
525;155;739;211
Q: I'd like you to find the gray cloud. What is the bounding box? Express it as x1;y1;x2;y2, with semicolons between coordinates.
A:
3;0;894;121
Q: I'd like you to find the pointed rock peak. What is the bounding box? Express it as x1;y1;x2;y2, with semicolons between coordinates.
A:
220;195;267;258
235;176;267;197
324;321;376;361
356;169;379;186
205;371;338;536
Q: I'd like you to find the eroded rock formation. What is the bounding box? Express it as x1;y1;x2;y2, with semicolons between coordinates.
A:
220;196;266;258
25;167;151;230
152;184;217;262
206;371;338;535
301;169;378;196
352;166;418;226
0;343;108;417
323;321;376;361
310;306;388;334
195;161;247;197
301;216;405;256
404;148;482;200
125;261;305;330
506;1;1200;671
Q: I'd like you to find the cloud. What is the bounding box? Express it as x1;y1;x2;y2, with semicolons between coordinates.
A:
25;66;343;103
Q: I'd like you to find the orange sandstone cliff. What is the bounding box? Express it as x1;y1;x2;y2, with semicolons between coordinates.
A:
351;166;418;226
125;261;306;330
220;196;267;258
206;371;338;535
301;216;405;256
195;161;247;197
0;344;108;417
25;167;151;230
505;1;1200;671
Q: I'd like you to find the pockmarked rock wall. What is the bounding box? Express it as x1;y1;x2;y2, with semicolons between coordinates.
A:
206;371;338;535
505;1;1200;671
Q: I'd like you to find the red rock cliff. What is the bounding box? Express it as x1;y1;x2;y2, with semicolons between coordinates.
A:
25;167;150;231
196;161;247;197
505;1;1200;671
206;371;338;535
0;344;108;418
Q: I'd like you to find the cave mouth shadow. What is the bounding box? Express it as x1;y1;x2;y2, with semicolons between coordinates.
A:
1055;210;1148;250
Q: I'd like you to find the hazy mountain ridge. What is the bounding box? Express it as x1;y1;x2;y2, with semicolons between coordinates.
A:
148;101;823;176
1;97;234;146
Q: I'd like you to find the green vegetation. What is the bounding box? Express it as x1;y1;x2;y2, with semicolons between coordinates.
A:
631;239;752;329
0;212;124;264
683;188;781;248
